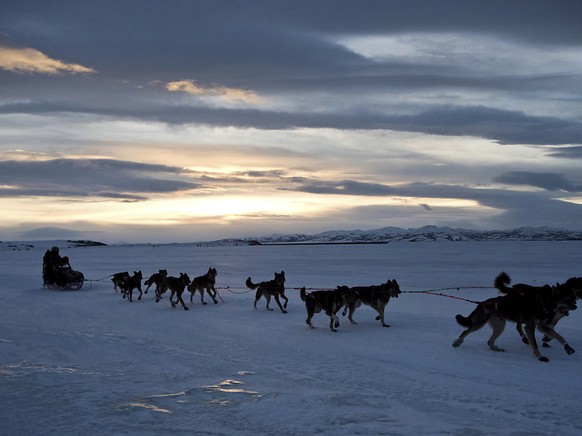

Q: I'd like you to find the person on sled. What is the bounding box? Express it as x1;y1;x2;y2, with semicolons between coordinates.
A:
42;246;74;288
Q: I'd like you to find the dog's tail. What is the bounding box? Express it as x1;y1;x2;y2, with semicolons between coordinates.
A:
300;286;307;302
455;314;471;327
494;271;512;293
246;277;259;290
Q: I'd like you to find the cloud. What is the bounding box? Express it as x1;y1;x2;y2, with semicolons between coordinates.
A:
285;179;396;196
545;146;582;159
285;175;582;228
494;172;582;192
0;158;200;199
166;80;263;104
0;44;95;75
3;96;581;147
384;106;582;146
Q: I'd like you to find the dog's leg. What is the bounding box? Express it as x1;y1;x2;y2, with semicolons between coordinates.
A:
175;289;189;310
524;322;548;362
378;302;389;327
536;323;574;356
305;302;315;328
137;285;142;301
199;287;208;305
347;303;358;324
543;316;565;347
370;301;389;327
329;315;338;332
253;289;262;309
516;323;529;345
452;312;490;348
325;308;340;331
265;294;273;311
274;295;288;314
542;334;553;347
306;312;315;328
207;286;218;304
486;317;506;352
155;284;167;303
281;293;289;309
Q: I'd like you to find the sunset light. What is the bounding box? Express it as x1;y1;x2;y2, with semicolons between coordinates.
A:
1;1;581;242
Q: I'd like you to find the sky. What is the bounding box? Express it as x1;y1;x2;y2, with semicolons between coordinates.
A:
1;0;582;243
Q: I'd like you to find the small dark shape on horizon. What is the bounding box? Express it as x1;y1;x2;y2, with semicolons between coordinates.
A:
68;240;108;247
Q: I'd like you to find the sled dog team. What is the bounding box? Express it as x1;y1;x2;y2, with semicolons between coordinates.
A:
111;268;401;329
112;268;219;309
110;267;582;362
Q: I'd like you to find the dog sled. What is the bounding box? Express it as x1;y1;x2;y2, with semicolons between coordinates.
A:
42;247;85;290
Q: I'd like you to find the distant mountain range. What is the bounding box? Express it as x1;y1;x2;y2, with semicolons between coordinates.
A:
3;226;582;250
206;226;582;245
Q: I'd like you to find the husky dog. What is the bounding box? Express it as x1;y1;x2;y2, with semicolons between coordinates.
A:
342;279;401;327
120;271;143;302
301;286;349;332
112;271;129;292
246;271;288;313
453;272;576;362
188;267;218;305
156;273;191;310
144;269;168;295
538;277;582;347
495;272;581;346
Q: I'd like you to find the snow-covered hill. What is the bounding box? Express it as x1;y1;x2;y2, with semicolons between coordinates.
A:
205;226;582;246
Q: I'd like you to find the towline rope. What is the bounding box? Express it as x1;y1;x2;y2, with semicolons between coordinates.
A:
217;284;494;304
401;286;494;304
404;290;482;304
83;280;493;304
402;285;494;294
85;274;116;282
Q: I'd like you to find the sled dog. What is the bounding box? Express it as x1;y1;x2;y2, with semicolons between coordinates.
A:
495;272;581;346
156;273;191;310
144;269;168;294
246;271;288;313
453;272;576;362
112;271;129;292
120;270;143;302
341;279;401;327
188;267;219;305
301;286;350;331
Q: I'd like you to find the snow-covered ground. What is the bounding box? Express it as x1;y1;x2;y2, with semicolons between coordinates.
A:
1;240;581;435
